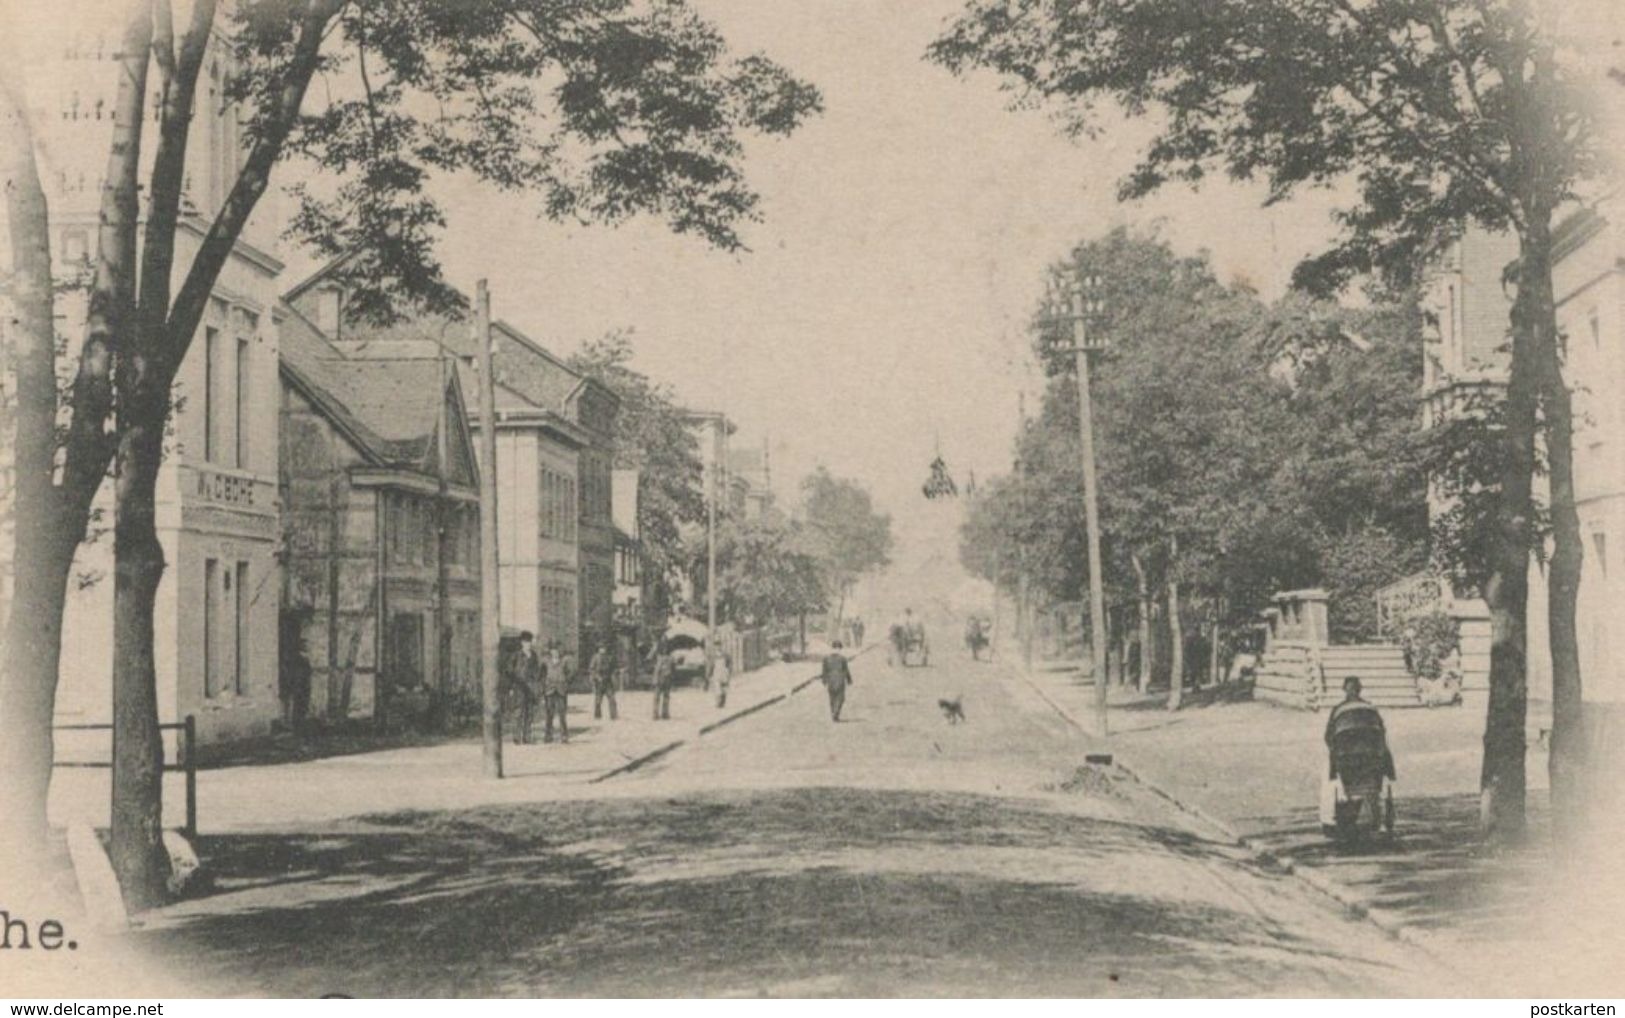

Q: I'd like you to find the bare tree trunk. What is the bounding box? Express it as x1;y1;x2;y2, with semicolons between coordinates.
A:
1209;607;1222;686
1477;218;1545;842
109;384;172;910
0;72;68;873
1167;540;1184;712
1525;214;1587;846
1132;552;1152;694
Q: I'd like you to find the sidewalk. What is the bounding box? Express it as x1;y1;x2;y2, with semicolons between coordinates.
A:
1012;660;1624;994
47;653;836;835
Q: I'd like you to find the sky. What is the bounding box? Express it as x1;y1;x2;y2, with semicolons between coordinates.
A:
408;0;1353;530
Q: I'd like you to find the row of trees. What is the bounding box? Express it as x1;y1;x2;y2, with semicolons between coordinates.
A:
934;0;1611;841
960;230;1430;702
1;0;820;908
687;467;894;640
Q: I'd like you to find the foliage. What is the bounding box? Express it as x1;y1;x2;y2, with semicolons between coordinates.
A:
929;0;1604;295
960;230;1433;649
254;0;825;324
568;330;704;617
689;511;827;626
1399;609;1462;681
799;467;894;598
931;0;1609;833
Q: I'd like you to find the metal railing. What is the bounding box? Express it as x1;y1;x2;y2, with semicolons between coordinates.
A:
52;715;198;840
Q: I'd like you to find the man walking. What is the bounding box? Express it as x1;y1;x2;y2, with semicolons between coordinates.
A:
542;642;570;743
651;640;675;720
821;640;853;722
590;641;618;721
711;644;733;709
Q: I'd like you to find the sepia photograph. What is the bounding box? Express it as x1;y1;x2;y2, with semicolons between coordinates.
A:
1;0;1623;1002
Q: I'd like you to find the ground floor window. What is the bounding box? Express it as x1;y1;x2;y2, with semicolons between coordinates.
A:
204;557;249;699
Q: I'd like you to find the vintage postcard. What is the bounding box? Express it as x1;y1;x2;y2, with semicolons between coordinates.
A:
1;0;1622;1001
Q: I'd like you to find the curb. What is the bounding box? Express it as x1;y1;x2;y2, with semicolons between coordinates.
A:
66;825;127;932
589;644;880;784
1014;666;1459;969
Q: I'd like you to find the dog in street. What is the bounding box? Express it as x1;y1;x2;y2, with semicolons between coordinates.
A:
938;696;965;724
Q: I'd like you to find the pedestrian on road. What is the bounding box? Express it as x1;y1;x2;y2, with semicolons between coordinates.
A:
508;632;541;745
852;617;865;648
821;640;853;722
590;642;618;721
712;645;733;709
651;640;675;720
542;643;570;743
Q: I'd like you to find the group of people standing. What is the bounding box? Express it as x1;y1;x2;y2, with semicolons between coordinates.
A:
502;632;587;744
502;633;736;744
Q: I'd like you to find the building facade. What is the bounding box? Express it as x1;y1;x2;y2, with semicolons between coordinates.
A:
278;307;482;725
1422;203;1625;713
482;376;589;658
4;17;287;746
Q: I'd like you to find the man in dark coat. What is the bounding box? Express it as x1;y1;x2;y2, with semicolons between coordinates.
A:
821;640;853;722
508;631;541;745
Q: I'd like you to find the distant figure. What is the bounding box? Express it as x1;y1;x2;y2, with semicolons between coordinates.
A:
965;617;988;662
508;632;540;745
590;642;617;721
711;645;733;709
852;616;866;648
821;641;853;722
279;612;313;729
651;640;675;720
542;644;569;743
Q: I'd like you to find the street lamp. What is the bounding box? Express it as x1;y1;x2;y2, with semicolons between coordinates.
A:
1041;263;1111;738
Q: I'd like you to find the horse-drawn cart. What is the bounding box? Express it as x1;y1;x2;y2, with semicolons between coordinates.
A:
890;621;929;667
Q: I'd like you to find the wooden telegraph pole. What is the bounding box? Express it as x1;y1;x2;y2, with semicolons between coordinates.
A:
475;280;504;778
1066;269;1110;738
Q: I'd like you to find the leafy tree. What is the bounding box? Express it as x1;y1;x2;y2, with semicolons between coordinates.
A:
0;0;819;905
688;510;827;628
799;467;893;634
931;0;1605;838
963;231;1432;707
569;330;705;622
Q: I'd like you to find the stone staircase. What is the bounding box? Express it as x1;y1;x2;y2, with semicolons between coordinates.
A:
1255;641;1420;710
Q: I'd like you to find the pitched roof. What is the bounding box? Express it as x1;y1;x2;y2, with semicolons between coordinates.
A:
277;302;458;473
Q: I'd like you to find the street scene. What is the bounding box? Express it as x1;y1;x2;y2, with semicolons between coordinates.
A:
3;0;1624;1002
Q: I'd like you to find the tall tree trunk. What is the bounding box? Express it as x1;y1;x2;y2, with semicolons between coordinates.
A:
1525;214;1587;845
1209;603;1222;686
1478;221;1545;842
109;384;173;910
0;75;68;873
1132;552;1152;694
1167;539;1183;712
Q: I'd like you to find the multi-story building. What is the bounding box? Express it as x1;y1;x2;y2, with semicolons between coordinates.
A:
728;442;775;519
1419;200;1625;714
277;306;482;725
284;269;618;663
4;16;287;745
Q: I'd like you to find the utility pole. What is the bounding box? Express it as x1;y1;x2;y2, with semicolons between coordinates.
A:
1065;269;1110;738
474;279;503;778
707;418;719;669
1016;392;1034;672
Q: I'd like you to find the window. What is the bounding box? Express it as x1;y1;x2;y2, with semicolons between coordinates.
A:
204;559;222;697
204;326;219;463
234;561;249;695
61;229;89;264
236;334;251;468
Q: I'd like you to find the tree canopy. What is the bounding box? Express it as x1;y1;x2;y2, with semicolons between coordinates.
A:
569;330;704;620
